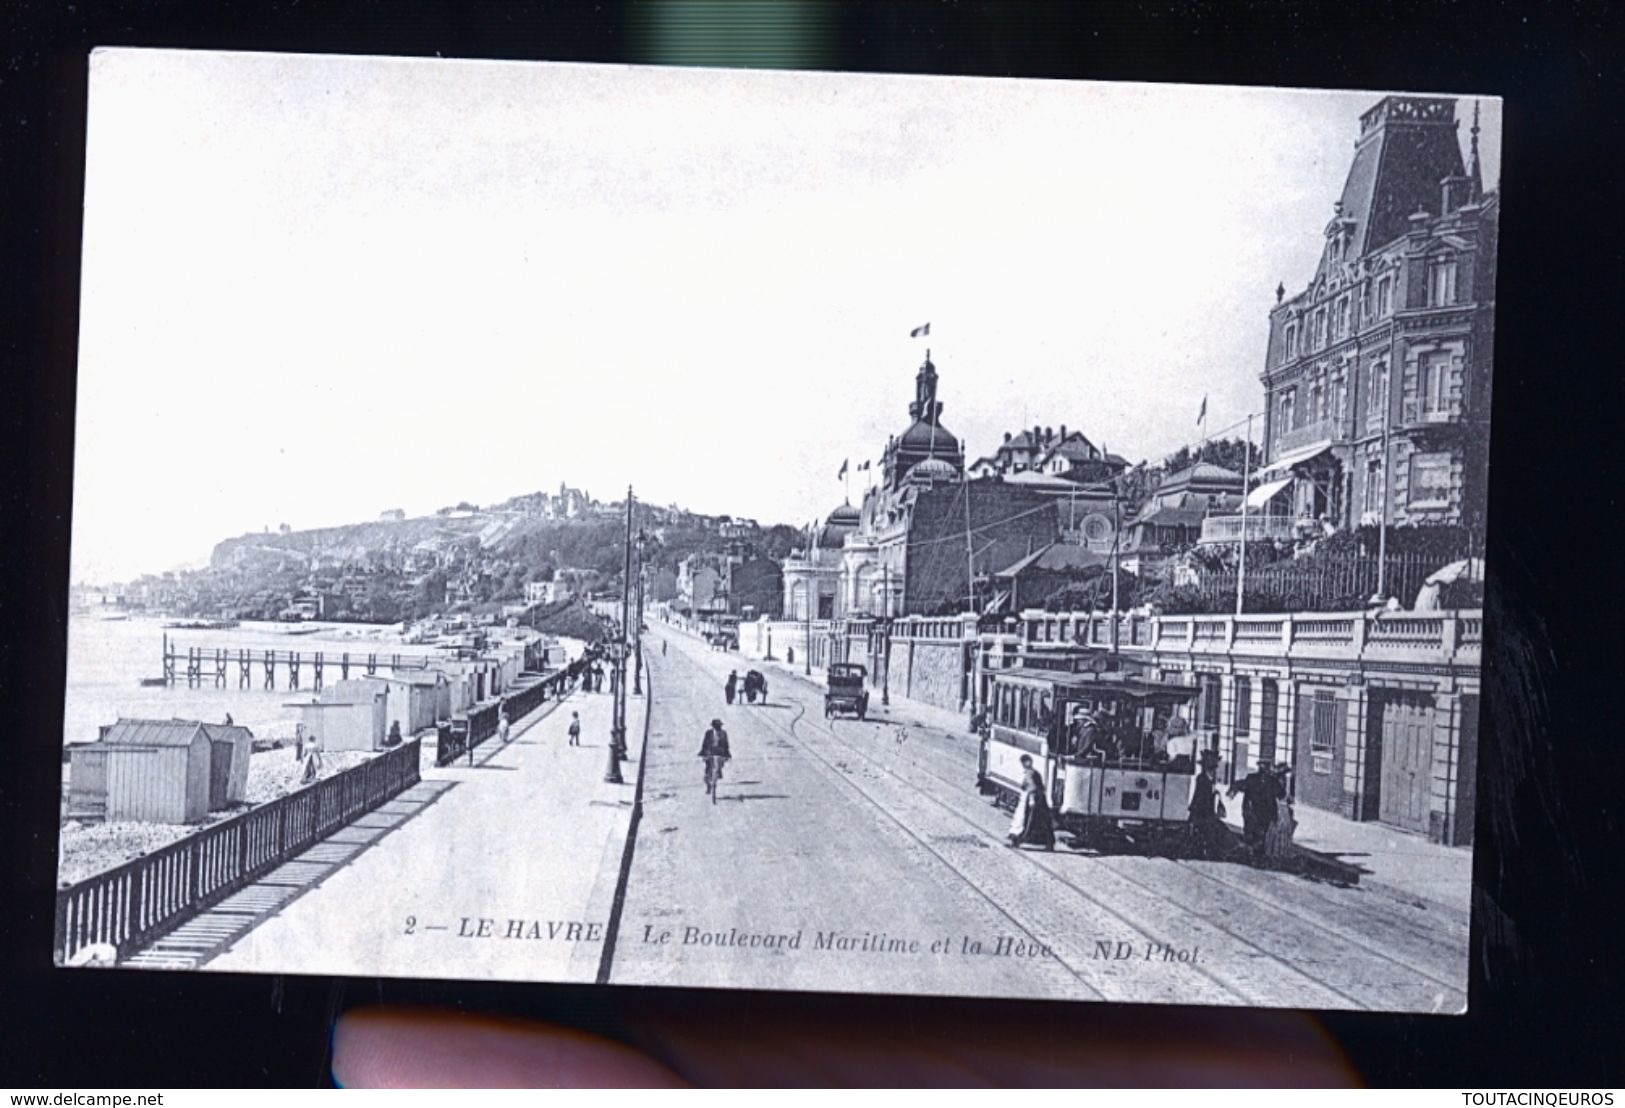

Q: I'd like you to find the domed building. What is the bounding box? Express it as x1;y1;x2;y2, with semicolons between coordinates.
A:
839;352;1060;618
782;502;862;620
881;353;965;490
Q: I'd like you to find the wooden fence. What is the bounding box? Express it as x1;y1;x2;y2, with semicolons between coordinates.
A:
55;738;422;966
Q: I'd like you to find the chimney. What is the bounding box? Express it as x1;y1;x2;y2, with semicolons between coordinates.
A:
1045;426;1054;443
1440;174;1472;216
1059;424;1067;441
1003;431;1012;443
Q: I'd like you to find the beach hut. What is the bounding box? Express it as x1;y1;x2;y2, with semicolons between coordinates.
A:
199;723;253;808
363;671;448;736
291;682;386;752
67;719;213;824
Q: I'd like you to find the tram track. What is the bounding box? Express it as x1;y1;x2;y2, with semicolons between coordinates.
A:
664;636;1465;1010
808;704;1468;1010
775;697;1364;1009
659;643;1105;1001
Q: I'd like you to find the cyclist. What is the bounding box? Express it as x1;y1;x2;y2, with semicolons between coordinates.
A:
698;717;732;799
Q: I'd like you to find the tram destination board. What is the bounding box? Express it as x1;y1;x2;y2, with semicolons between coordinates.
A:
55;49;1497;1013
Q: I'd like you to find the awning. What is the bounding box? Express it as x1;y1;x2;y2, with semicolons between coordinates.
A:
1245;476;1295;509
1256;440;1335;480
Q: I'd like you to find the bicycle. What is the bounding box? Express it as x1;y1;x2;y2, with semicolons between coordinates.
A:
703;753;729;803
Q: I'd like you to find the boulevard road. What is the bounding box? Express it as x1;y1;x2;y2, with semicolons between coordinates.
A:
608;625;1469;1010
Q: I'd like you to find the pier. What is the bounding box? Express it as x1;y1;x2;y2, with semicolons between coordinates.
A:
160;634;434;692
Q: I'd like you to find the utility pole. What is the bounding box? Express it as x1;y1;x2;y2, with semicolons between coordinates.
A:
1237;412;1253;616
880;563;891;707
804;522;813;676
1110;481;1121;653
633;530;645;696
1375;352;1394;603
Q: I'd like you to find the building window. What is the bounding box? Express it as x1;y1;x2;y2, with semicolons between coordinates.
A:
1428;257;1458;306
1420;351;1451;416
1368;362;1388;428
1234;677;1251;737
1308;381;1323;426
1360;281;1373;324
1310;690;1338;756
1283;322;1297;362
1335;296;1351;340
1364;458;1384;515
1201;675;1222;730
1334;371;1347;426
1278;388;1296;431
1313;308;1327;350
1376;274;1393;316
1409;452;1453;507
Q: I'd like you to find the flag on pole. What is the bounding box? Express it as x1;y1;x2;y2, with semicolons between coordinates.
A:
838;459;848;480
1197;395;1207;426
859;460;871;472
910;322;931;338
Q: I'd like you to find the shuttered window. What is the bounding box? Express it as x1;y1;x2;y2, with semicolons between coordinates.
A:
1311;689;1338;755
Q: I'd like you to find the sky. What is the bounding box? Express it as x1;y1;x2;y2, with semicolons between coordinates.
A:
71;50;1501;584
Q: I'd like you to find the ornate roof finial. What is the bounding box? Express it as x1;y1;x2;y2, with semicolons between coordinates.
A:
1468;99;1483;197
1276;281;1285;304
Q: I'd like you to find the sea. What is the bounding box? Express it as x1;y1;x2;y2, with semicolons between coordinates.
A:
61;613;433;752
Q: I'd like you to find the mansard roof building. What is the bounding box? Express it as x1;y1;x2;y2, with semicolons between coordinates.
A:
1251;95;1498;546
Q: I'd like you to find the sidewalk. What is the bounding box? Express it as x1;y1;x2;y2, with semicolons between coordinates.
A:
203;682;647;982
744;644;1470;915
1219;800;1472;912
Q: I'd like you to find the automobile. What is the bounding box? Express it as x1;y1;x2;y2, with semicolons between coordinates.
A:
824;662;870;719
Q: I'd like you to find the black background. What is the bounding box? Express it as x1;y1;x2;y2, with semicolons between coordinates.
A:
3;0;1622;1088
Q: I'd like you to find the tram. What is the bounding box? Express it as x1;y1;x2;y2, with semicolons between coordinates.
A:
976;645;1211;846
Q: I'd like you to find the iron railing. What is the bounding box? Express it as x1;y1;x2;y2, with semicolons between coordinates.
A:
55;737;422;966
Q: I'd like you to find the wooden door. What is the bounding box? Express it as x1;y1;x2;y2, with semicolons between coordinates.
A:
1293;687;1346;813
1377;692;1435;834
208;743;232;809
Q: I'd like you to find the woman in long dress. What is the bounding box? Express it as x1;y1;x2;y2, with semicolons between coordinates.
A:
1007;755;1056;850
1261;766;1297;863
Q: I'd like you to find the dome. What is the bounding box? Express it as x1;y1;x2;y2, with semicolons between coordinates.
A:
898;418;960;453
827;502;861;525
905;457;960;485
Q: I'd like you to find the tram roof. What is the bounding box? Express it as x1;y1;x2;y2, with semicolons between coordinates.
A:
993;663;1197;700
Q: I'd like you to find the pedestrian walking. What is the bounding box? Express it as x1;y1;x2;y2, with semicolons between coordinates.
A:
725;670;738;706
385;720;403;748
568;711;582;746
1006;754;1056;850
662;640;668;657
294;721;306;761
498;708;512;745
300;736;322;784
1261;765;1297;864
1187;748;1227;857
1228;761;1286;856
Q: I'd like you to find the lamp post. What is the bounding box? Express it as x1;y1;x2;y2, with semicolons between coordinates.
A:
604;486;633;783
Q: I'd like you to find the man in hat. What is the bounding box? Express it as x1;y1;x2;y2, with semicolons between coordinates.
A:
1187;748;1227;856
567;710;582;746
698;718;731;797
1228;760;1287;856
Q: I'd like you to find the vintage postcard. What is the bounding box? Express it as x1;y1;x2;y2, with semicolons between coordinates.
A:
57;49;1496;1012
